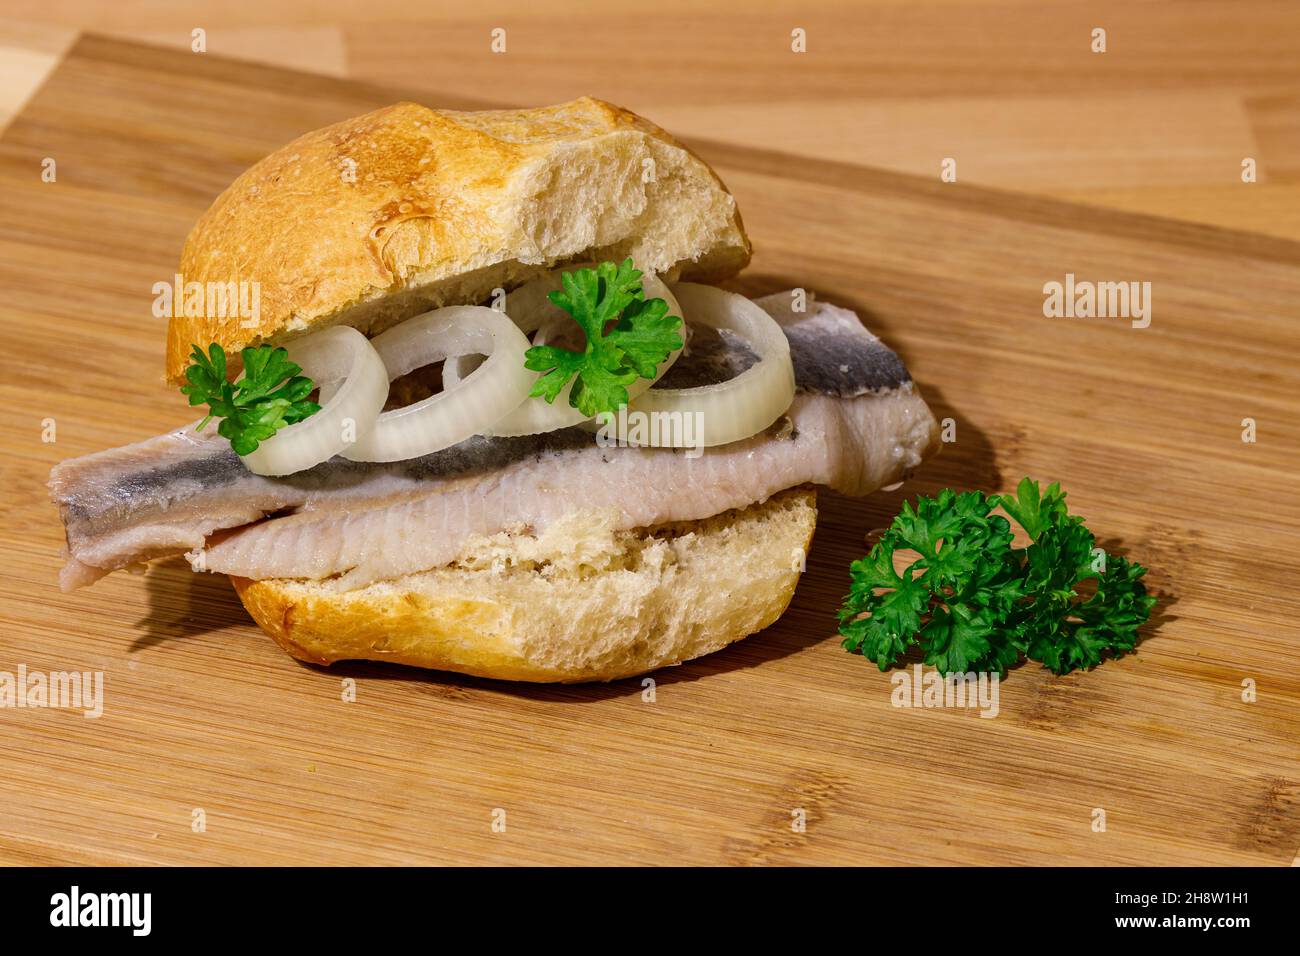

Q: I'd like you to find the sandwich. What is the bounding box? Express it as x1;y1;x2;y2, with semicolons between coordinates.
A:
49;97;939;682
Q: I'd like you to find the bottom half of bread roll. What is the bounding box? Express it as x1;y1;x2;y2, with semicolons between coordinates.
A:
233;489;817;683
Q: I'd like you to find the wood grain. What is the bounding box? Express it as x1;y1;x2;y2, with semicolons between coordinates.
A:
0;35;1297;866
5;2;1300;240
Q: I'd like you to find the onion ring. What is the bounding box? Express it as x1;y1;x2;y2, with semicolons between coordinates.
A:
239;325;389;477
333;306;534;462
603;282;795;448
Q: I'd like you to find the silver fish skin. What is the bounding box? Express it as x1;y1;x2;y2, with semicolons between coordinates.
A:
50;293;937;590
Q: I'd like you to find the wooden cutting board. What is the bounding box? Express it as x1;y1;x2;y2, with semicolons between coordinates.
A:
0;36;1296;866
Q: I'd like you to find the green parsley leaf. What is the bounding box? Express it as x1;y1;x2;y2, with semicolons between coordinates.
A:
837;544;929;669
838;480;1157;677
921;603;996;675
524;259;683;418
997;477;1069;541
179;343;320;456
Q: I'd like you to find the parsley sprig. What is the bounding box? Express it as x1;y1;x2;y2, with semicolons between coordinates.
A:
525;259;683;417
180;343;320;455
838;479;1156;676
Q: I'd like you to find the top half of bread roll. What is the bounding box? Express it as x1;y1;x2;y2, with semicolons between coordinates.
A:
165;97;751;384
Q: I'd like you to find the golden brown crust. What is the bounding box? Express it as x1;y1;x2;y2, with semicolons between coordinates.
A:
232;490;816;683
166;97;750;383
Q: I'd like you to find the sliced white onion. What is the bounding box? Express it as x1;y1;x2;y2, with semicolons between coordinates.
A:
443;269;685;437
240;325;389;477
601;282;796;448
333;306;534;462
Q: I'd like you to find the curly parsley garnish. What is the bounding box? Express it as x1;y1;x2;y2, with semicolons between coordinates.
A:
180;343;320;456
524;258;683;418
838;479;1157;676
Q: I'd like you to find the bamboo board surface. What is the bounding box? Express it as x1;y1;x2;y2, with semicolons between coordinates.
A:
0;36;1296;866
8;1;1300;242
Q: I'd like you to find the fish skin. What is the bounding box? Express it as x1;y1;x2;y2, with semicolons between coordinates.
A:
50;292;937;590
752;292;912;397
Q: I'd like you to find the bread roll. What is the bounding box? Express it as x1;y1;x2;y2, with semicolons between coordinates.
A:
179;98;816;683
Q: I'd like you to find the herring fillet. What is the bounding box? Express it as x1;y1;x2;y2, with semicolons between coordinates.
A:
204;390;935;588
50;293;939;589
